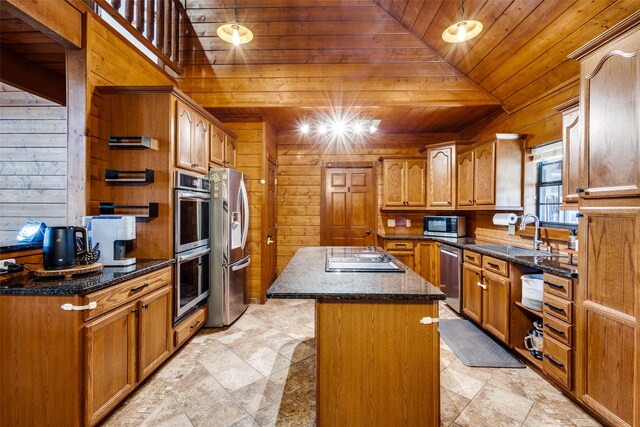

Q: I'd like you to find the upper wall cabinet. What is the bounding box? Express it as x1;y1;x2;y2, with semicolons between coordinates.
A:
572;25;640;199
555;98;580;206
225;136;237;168
382;159;427;209
456;139;523;211
427;144;456;209
176;100;209;175
209;124;237;168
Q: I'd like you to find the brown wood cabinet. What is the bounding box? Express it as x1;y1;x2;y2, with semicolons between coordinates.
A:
556;98;580;205
176;100;208;175
462;251;511;344
209;124;237;168
416;241;440;286
427;144;456;209
570;18;640;427
225;135;237;168
0;267;183;427
456;139;523;210
382;159;427;209
382;239;415;270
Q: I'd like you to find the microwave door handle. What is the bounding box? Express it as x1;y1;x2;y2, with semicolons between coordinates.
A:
232;257;251;271
240;178;249;250
177;247;210;262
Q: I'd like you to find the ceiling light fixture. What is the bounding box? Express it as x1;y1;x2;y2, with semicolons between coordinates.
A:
369;120;381;134
442;0;482;43
297;114;380;138
217;0;253;46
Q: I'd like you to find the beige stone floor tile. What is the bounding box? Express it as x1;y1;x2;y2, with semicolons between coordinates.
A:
456;384;535;425
440;365;486;399
231;377;286;414
199;348;247;376
276;340;316;362
138;395;193;427
268;363;315;393
252;394;315;427
230;416;261;426
440;388;471;421
229;339;278;362
213;362;266;393
248;351;294;377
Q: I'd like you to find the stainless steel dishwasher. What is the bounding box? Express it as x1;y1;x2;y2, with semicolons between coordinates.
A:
440;244;463;313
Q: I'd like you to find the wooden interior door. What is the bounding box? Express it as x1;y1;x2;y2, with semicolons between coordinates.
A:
474;142;496;206
322;167;375;246
262;159;278;300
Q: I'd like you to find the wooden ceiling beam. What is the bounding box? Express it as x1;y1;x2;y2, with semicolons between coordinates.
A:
0;47;66;106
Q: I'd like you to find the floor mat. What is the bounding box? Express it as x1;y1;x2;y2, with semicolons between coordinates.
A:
439;319;525;368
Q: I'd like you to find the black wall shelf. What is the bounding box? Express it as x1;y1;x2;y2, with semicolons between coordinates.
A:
105;169;155;184
108;135;158;149
99;202;159;222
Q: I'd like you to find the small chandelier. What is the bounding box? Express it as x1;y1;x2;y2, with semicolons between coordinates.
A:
217;0;253;46
442;0;483;43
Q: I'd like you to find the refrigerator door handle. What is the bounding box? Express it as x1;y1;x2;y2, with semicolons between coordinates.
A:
232;257;251;271
240;178;249;250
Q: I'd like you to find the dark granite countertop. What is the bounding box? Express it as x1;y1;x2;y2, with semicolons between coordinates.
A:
0;240;43;253
0;259;174;296
377;233;578;278
266;246;445;301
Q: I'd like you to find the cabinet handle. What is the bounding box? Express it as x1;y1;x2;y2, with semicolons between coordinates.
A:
477;282;487;290
544;281;565;290
143;304;149;309
544;354;565;369
465;255;474;261
576;213;584;218
468;199;473;203
544;323;565;336
190;320;201;330
544;302;565;313
487;262;500;269
130;283;149;293
575;187;585;193
397;244;406;247
132;308;139;314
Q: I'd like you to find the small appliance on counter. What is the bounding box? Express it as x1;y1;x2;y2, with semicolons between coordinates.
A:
43;226;88;270
83;215;136;267
423;216;466;238
524;320;544;360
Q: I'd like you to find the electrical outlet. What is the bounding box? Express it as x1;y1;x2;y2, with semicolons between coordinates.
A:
406;219;411;227
0;258;16;269
387;219;396;227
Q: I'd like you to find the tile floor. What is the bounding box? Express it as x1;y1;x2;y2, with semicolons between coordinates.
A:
102;299;599;427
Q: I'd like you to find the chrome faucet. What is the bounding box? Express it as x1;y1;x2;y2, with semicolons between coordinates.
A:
519;214;543;251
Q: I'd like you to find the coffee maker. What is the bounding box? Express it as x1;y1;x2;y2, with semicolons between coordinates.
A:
83;216;136;266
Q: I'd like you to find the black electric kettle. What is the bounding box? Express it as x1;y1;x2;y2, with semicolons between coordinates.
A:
43;226;88;270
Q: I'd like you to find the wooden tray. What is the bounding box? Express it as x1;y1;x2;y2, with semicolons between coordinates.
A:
34;263;103;279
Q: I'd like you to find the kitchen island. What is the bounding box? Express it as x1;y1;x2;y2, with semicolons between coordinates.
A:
267;247;445;426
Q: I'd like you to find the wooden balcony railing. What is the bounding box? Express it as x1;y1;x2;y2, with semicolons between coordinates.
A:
94;0;184;74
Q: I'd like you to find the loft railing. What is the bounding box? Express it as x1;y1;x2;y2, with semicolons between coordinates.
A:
94;0;184;74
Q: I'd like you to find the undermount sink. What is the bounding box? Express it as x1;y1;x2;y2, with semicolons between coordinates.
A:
471;244;568;258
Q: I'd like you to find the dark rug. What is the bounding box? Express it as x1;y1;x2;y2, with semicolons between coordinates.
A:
439;319;525;368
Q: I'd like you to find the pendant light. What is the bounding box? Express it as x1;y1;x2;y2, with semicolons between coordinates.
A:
217;0;253;46
442;0;483;43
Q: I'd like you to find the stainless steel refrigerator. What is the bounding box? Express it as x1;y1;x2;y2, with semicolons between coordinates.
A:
206;168;250;327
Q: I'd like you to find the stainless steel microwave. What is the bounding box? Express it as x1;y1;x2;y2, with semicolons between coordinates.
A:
423;216;466;238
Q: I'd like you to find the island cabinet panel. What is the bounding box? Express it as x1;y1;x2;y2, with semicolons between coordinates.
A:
427;145;456;209
316;300;440;427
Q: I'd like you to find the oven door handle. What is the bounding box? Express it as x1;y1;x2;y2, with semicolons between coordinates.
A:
177;247;210;262
178;191;210;201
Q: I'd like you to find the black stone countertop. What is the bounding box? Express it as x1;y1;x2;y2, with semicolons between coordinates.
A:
0;259;174;296
266;246;445;301
0;240;43;253
377;233;578;278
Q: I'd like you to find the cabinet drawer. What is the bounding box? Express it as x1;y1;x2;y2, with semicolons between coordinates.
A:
543;336;572;390
543;315;572;347
483;256;509;277
543;273;573;300
543;293;573;324
384;241;414;251
463;250;481;267
84;267;172;321
175;305;207;348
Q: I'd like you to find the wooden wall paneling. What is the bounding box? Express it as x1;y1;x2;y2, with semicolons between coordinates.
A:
0;84;68;241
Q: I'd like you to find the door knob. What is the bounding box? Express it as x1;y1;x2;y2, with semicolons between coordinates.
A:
267;235;274;245
365;230;371;236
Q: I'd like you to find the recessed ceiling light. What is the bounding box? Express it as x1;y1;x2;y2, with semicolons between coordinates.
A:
300;123;309;134
318;124;327;135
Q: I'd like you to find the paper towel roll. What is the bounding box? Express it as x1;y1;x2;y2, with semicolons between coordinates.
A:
493;213;519;226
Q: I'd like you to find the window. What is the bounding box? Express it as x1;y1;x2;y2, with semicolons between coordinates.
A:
536;160;579;227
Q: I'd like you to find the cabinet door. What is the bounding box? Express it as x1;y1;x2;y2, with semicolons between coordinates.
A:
428;146;454;208
562;106;580;204
383;160;405;207
482;271;510;344
576;207;639;427
389;250;414;271
85;301;138;426
462;264;483;324
176;101;194;171
405;160;427;207
473;142;496;206
192;114;209;174
581;30;640;199
457;151;474;207
418;242;440;287
225;136;237;168
210;124;226;166
139;285;172;380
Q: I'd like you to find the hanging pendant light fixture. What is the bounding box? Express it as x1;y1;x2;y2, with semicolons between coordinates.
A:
217;0;253;46
442;0;483;43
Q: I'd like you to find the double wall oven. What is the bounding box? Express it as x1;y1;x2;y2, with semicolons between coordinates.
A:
174;171;211;322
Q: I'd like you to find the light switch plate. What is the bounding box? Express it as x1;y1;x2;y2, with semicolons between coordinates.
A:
387;219;396;227
406;219;411;227
508;224;516;235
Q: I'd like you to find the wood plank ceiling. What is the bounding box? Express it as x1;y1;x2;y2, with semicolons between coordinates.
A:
178;0;638;134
